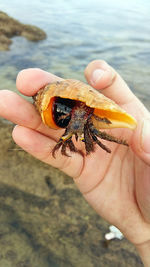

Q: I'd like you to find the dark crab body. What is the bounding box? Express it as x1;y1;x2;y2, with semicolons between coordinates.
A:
33;79;137;157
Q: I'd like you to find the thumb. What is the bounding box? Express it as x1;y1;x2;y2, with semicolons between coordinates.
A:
84;60;150;166
131;104;150;166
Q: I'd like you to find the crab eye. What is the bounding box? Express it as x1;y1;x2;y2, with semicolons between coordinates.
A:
53;97;76;128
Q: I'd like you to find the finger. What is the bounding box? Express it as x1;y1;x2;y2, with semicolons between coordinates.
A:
12;125;83;178
131;117;150;166
16;68;63;96
84;60;135;105
135;158;150;222
85;60;150;165
0;90;63;140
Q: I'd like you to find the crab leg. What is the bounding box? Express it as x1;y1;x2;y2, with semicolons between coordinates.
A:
52;141;63;158
84;123;95;154
52;128;78;157
91;134;111;153
89;123;128;146
93;114;112;124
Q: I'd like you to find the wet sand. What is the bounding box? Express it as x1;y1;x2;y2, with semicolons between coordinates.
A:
0;119;143;266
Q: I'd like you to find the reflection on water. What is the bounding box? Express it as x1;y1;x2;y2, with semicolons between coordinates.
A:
0;0;150;108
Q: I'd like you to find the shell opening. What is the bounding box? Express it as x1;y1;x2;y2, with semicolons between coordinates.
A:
42;97;59;129
93;108;137;129
42;97;76;129
53;97;76;128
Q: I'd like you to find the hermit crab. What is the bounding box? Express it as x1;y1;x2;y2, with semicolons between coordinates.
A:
33;79;137;157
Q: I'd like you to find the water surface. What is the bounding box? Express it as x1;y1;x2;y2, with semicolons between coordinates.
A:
0;0;150;108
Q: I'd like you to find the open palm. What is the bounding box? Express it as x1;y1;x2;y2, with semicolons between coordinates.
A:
0;60;150;248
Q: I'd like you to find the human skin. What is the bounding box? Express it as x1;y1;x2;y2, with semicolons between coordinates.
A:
0;60;150;265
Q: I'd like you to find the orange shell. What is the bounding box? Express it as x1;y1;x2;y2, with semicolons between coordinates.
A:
34;79;137;130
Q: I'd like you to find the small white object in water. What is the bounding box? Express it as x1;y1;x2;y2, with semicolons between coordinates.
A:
105;225;124;240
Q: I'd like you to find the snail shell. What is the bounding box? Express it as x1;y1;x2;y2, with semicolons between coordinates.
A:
34;79;137;131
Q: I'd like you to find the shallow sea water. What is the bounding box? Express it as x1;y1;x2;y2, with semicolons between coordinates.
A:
0;1;149;266
0;0;150;108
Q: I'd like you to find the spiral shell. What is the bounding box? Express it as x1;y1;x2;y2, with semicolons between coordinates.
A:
34;79;137;130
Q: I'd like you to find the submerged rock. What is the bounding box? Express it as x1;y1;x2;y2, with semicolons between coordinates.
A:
0;11;46;50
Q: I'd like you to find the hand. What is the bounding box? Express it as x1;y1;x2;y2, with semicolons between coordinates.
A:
0;61;150;257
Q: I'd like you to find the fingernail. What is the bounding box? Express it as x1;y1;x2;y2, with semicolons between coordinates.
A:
141;118;150;153
91;69;105;84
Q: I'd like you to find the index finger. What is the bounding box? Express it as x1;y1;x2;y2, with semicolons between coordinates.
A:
16;68;63;96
